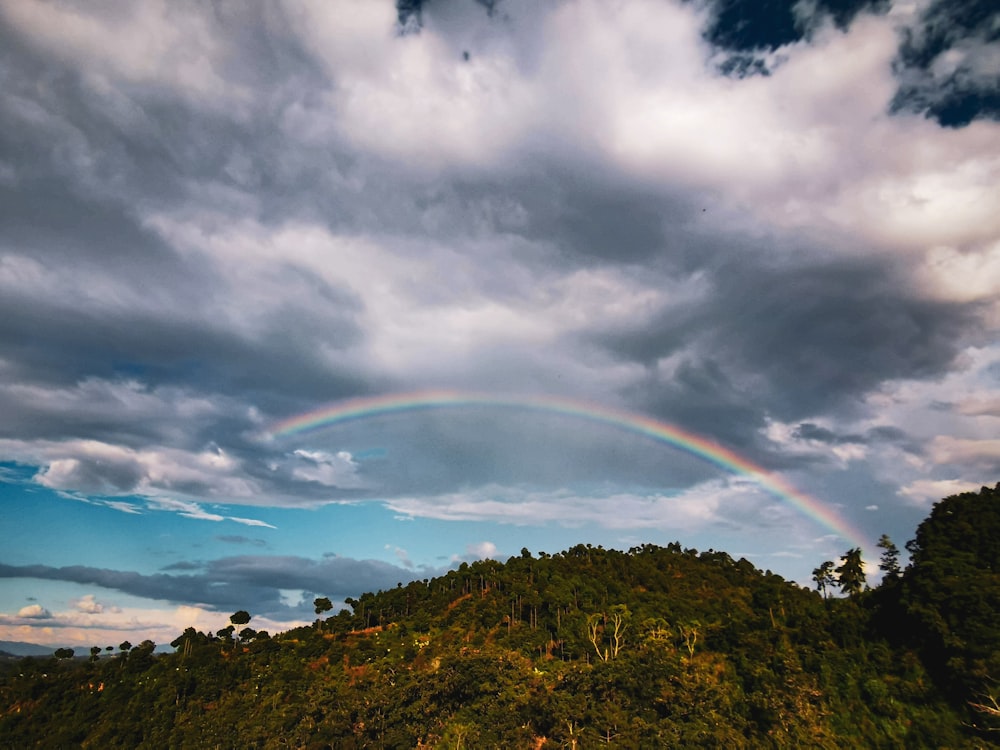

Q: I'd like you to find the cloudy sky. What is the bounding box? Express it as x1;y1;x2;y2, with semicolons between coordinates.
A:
1;0;998;649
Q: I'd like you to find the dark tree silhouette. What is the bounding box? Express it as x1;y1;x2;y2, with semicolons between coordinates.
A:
314;596;333;631
836;548;866;596
877;534;901;581
812;561;836;598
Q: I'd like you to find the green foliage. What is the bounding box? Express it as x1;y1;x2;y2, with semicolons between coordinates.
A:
812;560;836;598
877;534;901;581
896;483;1000;706
2;487;998;748
835;547;866;596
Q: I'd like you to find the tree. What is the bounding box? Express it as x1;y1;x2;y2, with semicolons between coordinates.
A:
314;596;333;630
898;484;1000;697
812;561;836;598
607;604;630;659
584;606;630;662
835;548;866;596
677;620;701;658
228;611;251;644
587;613;607;662
127;640;157;671
876;534;901;581
216;625;235;641
54;647;74;659
119;640;132;654
239;627;257;642
171;627;205;659
90;646;102;662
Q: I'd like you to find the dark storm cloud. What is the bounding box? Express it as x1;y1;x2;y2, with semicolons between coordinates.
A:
793;423;843;443
0;291;368;435
514;176;687;266
592;253;979;451
0;2;356;232
621;357;771;452
0;12;374;430
0;556;434;618
0;563;260;610
55;458;146;497
793;422;914;448
711;260;977;416
206;554;433;596
0;7;403;255
0;29;203;206
0;179;370;443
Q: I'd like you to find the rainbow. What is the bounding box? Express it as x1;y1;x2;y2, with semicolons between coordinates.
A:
270;390;869;550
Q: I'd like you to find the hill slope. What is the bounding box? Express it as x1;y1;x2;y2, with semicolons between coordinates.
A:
2;485;999;748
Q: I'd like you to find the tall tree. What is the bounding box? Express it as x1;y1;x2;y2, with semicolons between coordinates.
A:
314;597;333;630
876;534;901;581
835;548;866;596
812;561;836;598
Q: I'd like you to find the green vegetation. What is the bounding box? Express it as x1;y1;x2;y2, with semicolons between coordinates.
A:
2;484;999;748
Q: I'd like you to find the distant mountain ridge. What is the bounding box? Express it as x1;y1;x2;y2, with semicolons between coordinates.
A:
0;640;55;657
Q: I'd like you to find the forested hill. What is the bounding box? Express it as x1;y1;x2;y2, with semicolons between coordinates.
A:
3;485;999;748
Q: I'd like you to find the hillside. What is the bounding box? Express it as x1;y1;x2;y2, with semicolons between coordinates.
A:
2;484;999;748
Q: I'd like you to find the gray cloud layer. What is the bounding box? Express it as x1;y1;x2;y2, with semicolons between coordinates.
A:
0;556;431;619
0;0;998;589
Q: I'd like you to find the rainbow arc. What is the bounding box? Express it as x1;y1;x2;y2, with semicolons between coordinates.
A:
271;390;869;551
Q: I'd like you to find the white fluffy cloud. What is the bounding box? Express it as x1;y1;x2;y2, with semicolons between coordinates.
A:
463;541;498;561
898;478;987;505
16;604;51;619
72;594;107;614
22;440;257;499
291;450;365;488
927;436;1000;470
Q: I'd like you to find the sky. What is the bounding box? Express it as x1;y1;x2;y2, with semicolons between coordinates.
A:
1;0;998;650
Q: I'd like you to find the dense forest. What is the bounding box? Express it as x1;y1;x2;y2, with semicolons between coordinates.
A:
2;484;999;748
